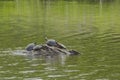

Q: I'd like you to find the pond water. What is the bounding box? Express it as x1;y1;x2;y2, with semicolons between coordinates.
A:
0;0;120;80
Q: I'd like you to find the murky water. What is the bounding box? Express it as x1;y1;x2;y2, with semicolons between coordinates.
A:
0;0;120;80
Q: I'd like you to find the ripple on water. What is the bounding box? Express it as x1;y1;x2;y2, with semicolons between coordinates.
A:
64;69;80;73
66;65;77;67
95;79;109;80
47;74;68;78
12;50;28;56
0;49;27;56
44;67;56;71
0;70;11;73
19;70;37;74
7;63;18;66
30;63;40;67
1;77;17;80
69;69;104;80
97;32;120;44
0;66;3;69
24;78;43;80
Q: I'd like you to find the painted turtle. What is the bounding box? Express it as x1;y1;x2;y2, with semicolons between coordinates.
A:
25;42;36;51
46;39;66;49
33;45;43;51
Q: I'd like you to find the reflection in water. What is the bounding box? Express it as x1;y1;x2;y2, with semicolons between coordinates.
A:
1;48;68;66
99;0;103;15
0;49;77;79
11;49;67;65
24;78;43;80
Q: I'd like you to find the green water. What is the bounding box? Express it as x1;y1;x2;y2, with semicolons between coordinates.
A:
0;0;120;80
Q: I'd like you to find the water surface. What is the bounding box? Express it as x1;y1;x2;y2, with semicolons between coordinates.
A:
0;0;120;80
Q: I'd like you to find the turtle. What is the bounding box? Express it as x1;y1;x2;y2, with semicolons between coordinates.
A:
25;42;36;51
33;45;43;51
46;39;66;49
46;39;57;46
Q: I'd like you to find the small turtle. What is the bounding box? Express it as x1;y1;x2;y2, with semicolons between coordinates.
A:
57;42;66;49
33;45;42;51
46;39;66;49
25;42;36;51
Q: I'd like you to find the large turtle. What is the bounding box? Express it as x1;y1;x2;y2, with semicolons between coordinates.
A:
46;39;66;49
